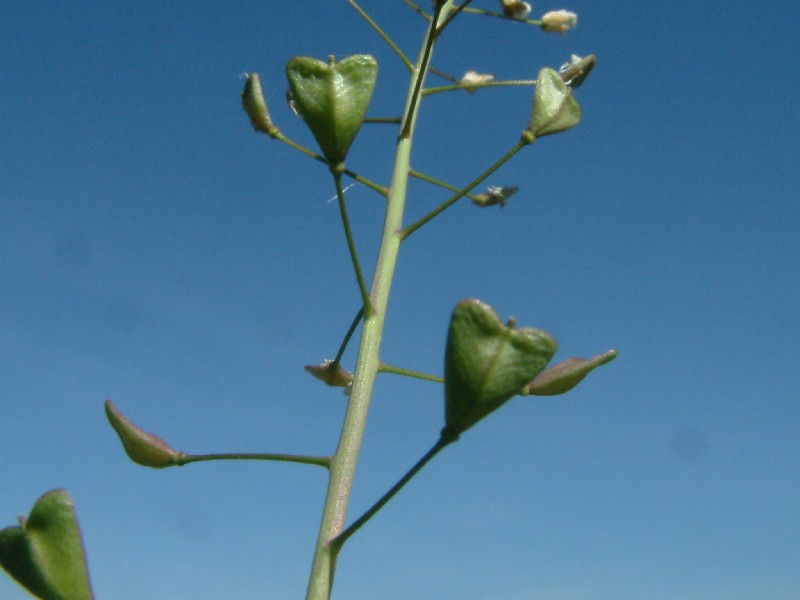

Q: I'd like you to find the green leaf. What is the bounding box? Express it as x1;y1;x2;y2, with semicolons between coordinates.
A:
444;299;557;435
286;54;378;164
0;490;94;600
527;67;582;138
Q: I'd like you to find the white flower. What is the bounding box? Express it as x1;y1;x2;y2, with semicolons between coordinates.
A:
500;0;532;19
460;70;495;93
540;9;578;33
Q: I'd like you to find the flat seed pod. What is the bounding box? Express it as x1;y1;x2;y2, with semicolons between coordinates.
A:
286;54;378;164
527;67;582;138
0;490;94;600
444;299;556;435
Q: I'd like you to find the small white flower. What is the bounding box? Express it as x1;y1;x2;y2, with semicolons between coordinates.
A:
500;0;532;19
540;10;578;33
460;70;495;93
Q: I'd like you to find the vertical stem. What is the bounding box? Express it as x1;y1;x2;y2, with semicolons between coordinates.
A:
304;4;452;599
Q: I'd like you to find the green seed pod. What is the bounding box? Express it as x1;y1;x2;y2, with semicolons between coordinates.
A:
0;490;94;600
241;72;275;134
444;299;557;435
526;67;582;139
104;400;181;469
285;54;378;165
522;349;617;396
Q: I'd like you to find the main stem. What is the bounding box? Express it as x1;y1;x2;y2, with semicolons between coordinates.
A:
304;5;449;599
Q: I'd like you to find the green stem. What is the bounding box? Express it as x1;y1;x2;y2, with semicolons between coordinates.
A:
423;79;538;96
435;0;473;33
400;139;526;240
458;5;543;26
364;116;402;124
347;0;414;72
399;6;440;139
304;5;451;599
409;168;482;202
272;131;388;197
403;0;431;21
333;172;373;315
427;65;460;83
378;362;444;384
332;430;458;549
177;452;330;469
331;307;365;368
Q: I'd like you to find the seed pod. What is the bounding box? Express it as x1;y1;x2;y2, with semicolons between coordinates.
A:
104;400;181;469
0;490;94;600
522;349;617;396
526;67;582;139
241;73;275;134
285;54;378;165
444;299;556;435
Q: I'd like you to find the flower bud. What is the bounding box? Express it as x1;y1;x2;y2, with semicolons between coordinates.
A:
305;360;354;388
522;349;617;396
526;67;582;140
104;400;181;468
241;73;275;134
460;70;495;93
559;54;596;89
500;0;532;19
540;10;578;34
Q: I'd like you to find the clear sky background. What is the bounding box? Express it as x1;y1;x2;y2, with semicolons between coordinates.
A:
2;2;798;599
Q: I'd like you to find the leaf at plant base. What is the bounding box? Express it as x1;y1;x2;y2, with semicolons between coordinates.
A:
527;67;582;138
0;489;94;600
522;349;617;396
285;54;378;164
105;399;181;468
444;299;557;435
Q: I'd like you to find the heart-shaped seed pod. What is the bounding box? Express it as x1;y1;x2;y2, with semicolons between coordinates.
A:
286;54;378;165
444;299;556;435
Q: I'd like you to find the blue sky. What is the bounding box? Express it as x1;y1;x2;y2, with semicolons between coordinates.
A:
2;2;798;599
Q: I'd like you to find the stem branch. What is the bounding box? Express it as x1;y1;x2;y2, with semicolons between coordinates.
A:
347;0;414;72
178;452;330;469
378;362;444;384
333;172;373;315
332;430;458;549
401;139;525;240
